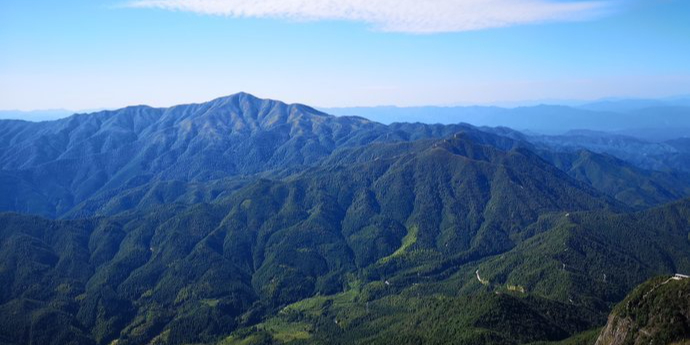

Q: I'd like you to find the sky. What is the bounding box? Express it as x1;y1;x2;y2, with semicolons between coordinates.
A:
1;0;689;111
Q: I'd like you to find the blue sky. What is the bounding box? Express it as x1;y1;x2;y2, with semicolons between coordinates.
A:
1;0;689;110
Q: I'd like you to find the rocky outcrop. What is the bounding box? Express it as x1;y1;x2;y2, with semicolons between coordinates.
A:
595;275;690;345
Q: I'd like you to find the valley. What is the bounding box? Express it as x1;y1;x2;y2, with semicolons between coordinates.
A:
1;94;690;345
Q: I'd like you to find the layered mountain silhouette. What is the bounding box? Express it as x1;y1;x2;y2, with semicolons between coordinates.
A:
1;93;690;345
2;93;688;218
324;101;690;140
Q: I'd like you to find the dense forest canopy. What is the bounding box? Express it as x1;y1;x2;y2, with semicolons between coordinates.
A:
1;93;690;345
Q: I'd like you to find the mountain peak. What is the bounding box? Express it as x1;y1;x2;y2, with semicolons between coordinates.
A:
204;92;329;118
210;92;282;106
220;91;259;101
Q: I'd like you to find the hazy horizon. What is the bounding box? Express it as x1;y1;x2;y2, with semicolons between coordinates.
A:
3;92;690;114
2;0;690;111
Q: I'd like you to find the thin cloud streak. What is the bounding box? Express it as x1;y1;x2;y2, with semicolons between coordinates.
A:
123;0;612;33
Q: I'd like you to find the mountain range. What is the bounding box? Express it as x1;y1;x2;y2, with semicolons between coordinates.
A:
324;99;690;141
1;93;689;345
5;96;690;139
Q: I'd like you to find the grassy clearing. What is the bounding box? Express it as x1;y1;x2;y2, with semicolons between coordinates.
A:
378;225;419;264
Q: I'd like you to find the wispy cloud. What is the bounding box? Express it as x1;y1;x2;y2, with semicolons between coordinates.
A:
123;0;612;34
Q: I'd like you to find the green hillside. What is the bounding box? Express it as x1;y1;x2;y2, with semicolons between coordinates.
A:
2;94;690;345
1;169;689;344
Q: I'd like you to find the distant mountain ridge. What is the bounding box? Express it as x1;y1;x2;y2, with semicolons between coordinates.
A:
0;109;75;122
1;93;689;218
324;102;690;140
6;96;690;138
0;93;387;217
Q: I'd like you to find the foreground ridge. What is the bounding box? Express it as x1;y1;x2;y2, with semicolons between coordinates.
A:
595;275;690;345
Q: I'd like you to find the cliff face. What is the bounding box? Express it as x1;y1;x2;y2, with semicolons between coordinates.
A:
596;315;633;345
595;275;690;345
